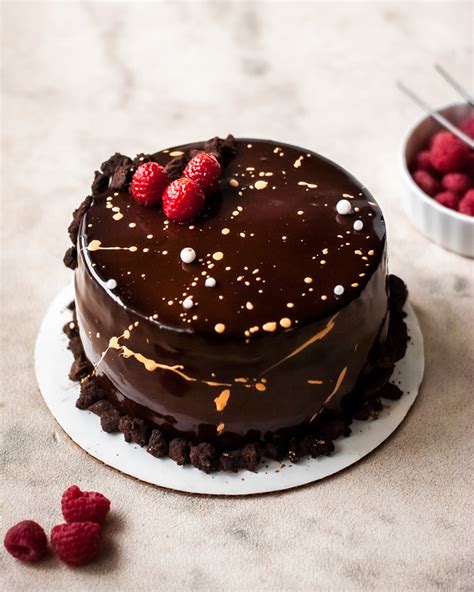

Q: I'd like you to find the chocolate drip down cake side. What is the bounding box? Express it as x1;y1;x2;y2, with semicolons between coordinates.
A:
63;136;409;473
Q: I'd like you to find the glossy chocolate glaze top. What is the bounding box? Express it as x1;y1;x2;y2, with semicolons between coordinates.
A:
80;139;385;338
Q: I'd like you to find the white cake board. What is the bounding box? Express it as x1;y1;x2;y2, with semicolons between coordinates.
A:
35;284;424;496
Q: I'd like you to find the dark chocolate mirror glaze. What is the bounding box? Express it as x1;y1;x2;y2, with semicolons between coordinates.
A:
75;139;389;443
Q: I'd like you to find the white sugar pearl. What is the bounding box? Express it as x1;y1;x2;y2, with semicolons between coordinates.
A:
205;277;217;288
182;297;194;309
106;279;117;289
353;220;364;231
334;285;344;296
180;247;196;264
336;199;352;215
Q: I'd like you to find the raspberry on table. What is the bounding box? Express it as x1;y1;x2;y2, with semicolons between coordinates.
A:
458;189;474;216
61;485;111;524
3;520;48;563
183;152;221;194
441;172;470;195
131;161;169;207
430;131;469;172
434;191;459;210
162;177;205;223
413;170;441;197
51;522;102;566
459;116;474;139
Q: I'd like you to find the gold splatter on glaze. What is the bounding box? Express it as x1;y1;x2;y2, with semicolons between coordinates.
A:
214;389;231;412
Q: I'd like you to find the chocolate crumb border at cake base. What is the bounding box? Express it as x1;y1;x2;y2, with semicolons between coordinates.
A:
64;274;409;474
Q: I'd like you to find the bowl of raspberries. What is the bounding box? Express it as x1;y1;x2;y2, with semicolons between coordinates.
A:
402;102;474;257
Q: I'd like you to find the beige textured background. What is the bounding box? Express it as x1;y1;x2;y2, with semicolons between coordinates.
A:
1;1;473;590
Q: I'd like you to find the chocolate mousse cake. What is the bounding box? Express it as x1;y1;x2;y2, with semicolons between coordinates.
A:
64;135;408;472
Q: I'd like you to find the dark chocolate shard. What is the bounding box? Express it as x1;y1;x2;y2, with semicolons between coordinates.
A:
68;196;92;244
63;246;78;270
91;171;109;196
165;155;189;181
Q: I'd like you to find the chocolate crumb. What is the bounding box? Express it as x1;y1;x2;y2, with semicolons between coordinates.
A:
101;153;128;176
204;134;237;165
300;435;334;458
165;155;189;181
63;321;78;339
68;335;84;359
88;399;114;416
147;428;169;458
264;441;286;462
118;416;150;447
100;405;121;433
380;383;403;401
63;246;78;270
132;153;150;168
131;151;164;172
189;442;217;473
288;439;302;464
68;354;93;381
313;409;350;440
241;443;263;471
68;196;92;245
352;398;383;421
388;274;408;314
219;450;242;472
91;171;109;196
76;376;105;410
168;438;189;466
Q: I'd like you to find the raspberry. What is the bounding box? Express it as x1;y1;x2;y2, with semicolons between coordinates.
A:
458;189;474;216
131;161;169;207
413;150;434;172
51;522;102;566
4;520;48;563
61;485;111;524
459;116;474;139
162;177;205;223
412;170;441;197
441;172;470;194
430;131;469;172
434;191;459;210
183;152;221;194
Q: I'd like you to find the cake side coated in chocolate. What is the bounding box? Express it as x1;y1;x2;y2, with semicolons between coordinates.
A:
71;138;389;446
65;273;408;472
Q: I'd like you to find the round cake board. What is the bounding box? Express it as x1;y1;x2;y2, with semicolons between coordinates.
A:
35;284;424;496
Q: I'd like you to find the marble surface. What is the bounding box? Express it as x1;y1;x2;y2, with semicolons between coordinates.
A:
1;2;473;590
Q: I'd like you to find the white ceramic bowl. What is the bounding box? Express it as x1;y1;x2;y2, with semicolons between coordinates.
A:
400;102;474;258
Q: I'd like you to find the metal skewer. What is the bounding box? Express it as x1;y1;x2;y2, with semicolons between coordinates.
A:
434;63;474;107
397;80;474;149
